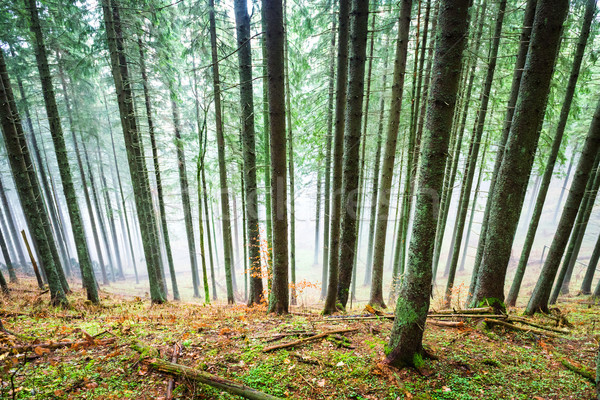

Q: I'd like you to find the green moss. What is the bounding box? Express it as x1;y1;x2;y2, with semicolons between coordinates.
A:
413;353;425;369
478;297;506;312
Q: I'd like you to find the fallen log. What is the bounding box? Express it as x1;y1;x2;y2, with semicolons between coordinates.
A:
0;338;115;354
483;319;560;338
428;314;506;319
132;342;283;400
560;359;595;384
427;320;465;328
263;328;358;352
507;316;570;334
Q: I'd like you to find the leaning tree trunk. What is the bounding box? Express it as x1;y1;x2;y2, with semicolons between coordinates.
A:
264;0;290;314
506;0;595;307
0;224;12;292
444;0;506;307
526;98;600;315
335;0;370;309
234;0;264;306
102;0;166;303
471;0;568;311
551;164;600;303
0;202;18;282
208;0;235;303
367;0;412;310
385;0;470;368
581;231;600;294
0;176;27;268
467;0;537;302
0;48;67;306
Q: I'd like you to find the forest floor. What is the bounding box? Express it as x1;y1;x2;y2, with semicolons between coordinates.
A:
0;277;597;400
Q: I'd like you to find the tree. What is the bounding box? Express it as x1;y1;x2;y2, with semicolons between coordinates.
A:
385;0;471;368
0;48;67;306
234;0;264;305
526;97;600;314
264;0;289;314
335;0;370;309
322;0;350;315
471;0;568;310
101;0;166;303
208;0;235;303
367;0;412;309
506;0;595;306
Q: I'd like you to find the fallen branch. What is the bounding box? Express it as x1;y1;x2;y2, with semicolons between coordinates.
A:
263;328;358;352
166;343;181;400
427;320;465;328
0;338;115;354
428;314;506;319
431;307;494;315
507;316;570;334
483;319;559;338
132;342;282;400
560;359;595;383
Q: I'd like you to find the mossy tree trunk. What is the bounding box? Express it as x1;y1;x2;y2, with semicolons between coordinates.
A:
386;0;470;367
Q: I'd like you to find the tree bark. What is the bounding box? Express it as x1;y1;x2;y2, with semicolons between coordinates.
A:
581;231;600;295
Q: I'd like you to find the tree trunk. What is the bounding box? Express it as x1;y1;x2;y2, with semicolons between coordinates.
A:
580;231;600;295
554;142;579;222
444;0;506;307
551;164;600;302
233;0;264;305
137;40;179;298
506;0;594;307
526;100;600;314
335;0;370;309
471;0;568;310
320;6;336;299
0;176;27;268
385;0;470;368
467;0;537;303
367;0;412;310
313;168;322;266
0;48;67;306
101;0;166;303
208;0;235;303
264;0;290;314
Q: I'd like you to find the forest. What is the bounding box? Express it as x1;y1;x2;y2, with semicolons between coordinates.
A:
0;0;599;398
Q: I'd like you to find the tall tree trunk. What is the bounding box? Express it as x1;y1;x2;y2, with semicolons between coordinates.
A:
208;0;235;303
106;99;139;283
366;0;412;309
0;48;67;306
264;0;290;314
385;0;470;367
320;5;336;299
234;0;264;305
0;221;12;292
0;203;19;281
582;231;600;295
554;142;579;222
467;0;537;302
101;0;166;303
526;99;600;314
471;0;568;310
506;0;595;306
335;0;370;309
322;0;350;315
137;40;179;298
313;168;322;266
202;166;217;300
432;2;485;278
443;0;506;306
